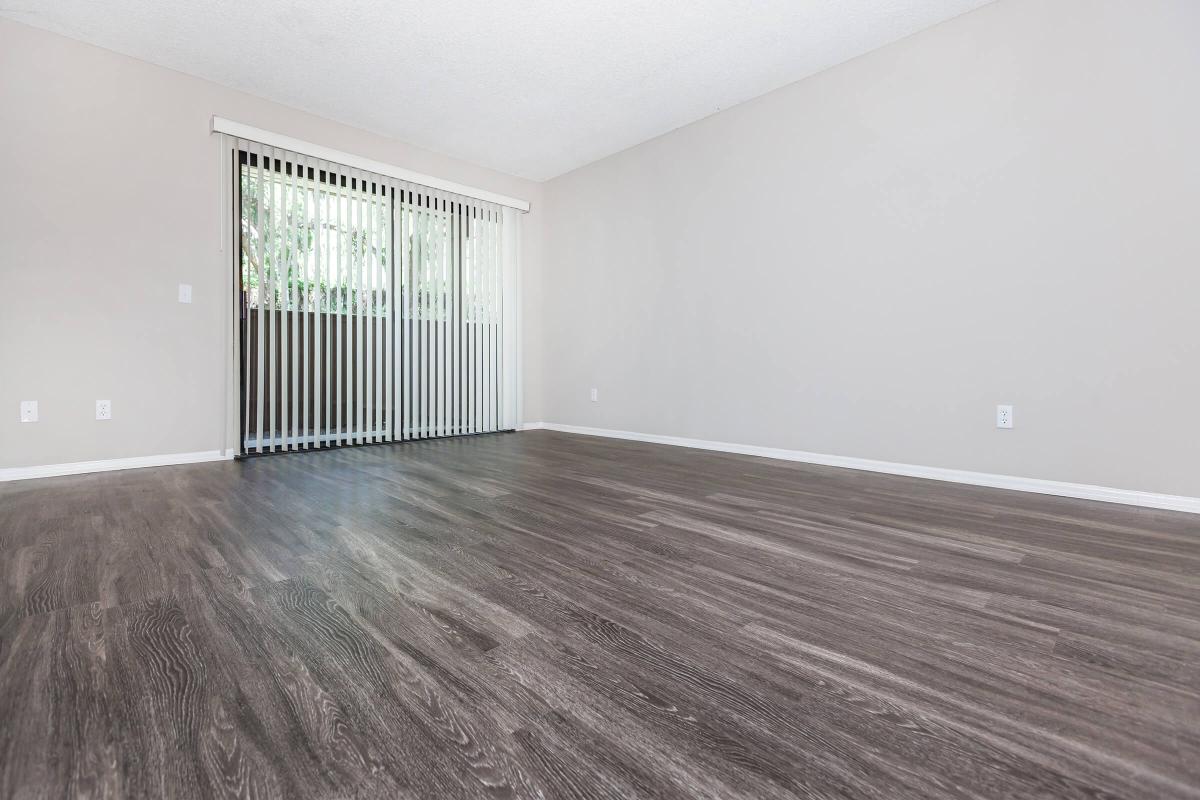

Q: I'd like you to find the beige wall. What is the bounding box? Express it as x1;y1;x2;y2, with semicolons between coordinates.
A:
0;18;544;469
541;0;1200;496
5;0;1199;497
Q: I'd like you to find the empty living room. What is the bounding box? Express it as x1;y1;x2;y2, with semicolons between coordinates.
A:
1;1;1197;797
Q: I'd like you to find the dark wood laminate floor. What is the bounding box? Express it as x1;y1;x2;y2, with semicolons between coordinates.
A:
1;431;1198;799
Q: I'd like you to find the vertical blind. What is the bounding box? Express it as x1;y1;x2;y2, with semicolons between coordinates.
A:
396;181;505;442
234;138;514;455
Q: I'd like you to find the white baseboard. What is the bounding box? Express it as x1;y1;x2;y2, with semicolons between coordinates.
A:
524;422;1200;515
0;450;234;483
7;428;1197;515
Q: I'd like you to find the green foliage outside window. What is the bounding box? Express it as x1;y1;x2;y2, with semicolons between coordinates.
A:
240;167;389;316
239;163;501;323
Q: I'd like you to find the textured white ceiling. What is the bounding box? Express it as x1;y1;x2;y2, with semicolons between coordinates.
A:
3;0;995;180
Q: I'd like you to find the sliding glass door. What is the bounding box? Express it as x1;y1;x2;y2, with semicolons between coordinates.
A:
233;139;514;455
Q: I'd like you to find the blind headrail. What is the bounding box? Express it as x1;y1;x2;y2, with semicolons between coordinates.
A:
211;116;531;213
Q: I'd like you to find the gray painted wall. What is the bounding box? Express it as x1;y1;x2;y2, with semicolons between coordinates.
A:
541;0;1200;496
0;18;544;469
5;0;1198;498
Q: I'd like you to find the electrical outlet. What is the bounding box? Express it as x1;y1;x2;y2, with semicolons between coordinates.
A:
96;400;112;421
20;400;38;423
996;404;1013;429
178;283;192;304
590;388;599;402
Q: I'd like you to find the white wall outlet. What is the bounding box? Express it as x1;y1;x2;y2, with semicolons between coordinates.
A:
178;283;192;304
96;399;112;420
590;388;599;402
19;400;38;423
996;404;1013;429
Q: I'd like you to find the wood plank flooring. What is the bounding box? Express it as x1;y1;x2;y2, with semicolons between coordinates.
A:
1;430;1197;799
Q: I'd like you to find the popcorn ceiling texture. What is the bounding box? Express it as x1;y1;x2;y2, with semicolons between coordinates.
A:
0;0;994;180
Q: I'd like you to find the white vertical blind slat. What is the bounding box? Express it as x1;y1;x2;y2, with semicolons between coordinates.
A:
488;207;497;433
375;177;384;441
427;192;436;440
345;169;353;444
299;155;310;449
331;164;340;445
284;154;292;449
477;206;484;435
360;172;370;443
380;183;388;440
430;192;439;439
432;192;440;439
319;159;328;448
409;188;418;439
436;193;446;439
484;206;492;434
410;187;419;440
416;192;425;438
485;206;493;432
406;188;413;440
464;204;473;436
451;199;460;435
498;207;506;428
374;183;382;441
468;204;478;435
279;151;290;450
401;188;410;441
384;185;393;442
477;204;485;434
495;208;502;430
251;142;264;452
428;192;436;439
483;206;492;434
364;173;374;443
334;164;345;445
366;176;375;441
348;169;358;444
349;167;358;444
486;207;494;433
266;146;279;451
313;158;323;448
369;177;379;441
286;153;298;450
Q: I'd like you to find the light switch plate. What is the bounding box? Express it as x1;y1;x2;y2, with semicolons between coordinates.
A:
96;399;112;420
20;400;38;423
178;283;192;304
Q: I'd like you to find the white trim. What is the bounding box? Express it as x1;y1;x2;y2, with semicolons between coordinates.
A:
501;206;520;431
211;117;531;213
0;451;234;483
523;423;1200;515
219;132;239;458
514;214;524;429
